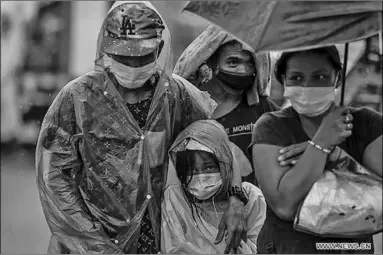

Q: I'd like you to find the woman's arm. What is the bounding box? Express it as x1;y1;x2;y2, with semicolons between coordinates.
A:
363;136;382;178
252;143;328;220
358;107;382;177
252;106;353;220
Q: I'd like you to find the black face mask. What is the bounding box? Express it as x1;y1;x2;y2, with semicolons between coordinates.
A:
216;69;255;91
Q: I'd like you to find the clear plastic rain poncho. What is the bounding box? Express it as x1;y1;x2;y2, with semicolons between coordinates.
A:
162;120;266;254
36;1;217;253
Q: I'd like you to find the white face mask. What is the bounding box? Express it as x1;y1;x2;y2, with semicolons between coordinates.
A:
104;55;157;89
188;173;222;200
284;86;335;117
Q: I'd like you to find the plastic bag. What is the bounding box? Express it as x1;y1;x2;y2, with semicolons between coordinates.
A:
294;156;382;238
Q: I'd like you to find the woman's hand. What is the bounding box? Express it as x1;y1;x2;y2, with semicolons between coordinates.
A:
277;107;354;167
313;106;354;149
328;146;342;163
215;196;246;254
277;142;308;166
278;144;345;167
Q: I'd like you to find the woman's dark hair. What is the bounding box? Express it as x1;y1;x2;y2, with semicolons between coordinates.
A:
175;150;196;190
274;46;343;84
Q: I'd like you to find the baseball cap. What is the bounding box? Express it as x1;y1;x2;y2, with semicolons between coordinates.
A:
274;46;342;84
100;3;165;57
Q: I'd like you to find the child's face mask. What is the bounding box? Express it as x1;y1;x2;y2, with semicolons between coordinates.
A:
186;149;222;200
188;173;223;200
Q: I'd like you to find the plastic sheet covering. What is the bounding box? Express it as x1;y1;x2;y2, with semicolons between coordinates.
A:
35;1;217;253
162;120;266;254
294;156;383;238
183;1;382;53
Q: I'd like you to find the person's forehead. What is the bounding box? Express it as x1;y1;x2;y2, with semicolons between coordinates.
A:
285;52;333;72
194;151;216;164
220;42;251;58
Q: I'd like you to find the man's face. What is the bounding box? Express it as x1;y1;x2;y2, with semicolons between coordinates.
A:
110;50;157;67
217;42;255;75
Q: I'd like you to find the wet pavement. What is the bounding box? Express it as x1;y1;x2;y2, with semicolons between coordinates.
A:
1;147;50;254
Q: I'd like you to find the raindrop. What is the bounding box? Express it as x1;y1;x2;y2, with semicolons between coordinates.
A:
352;205;356;209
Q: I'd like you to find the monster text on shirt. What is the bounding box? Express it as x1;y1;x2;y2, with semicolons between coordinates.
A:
225;122;256;137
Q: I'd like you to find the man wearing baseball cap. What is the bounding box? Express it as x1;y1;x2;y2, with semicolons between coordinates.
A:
36;1;246;253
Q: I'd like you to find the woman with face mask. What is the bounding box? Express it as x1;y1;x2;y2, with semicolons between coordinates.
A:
162;119;266;254
248;46;382;254
174;25;280;184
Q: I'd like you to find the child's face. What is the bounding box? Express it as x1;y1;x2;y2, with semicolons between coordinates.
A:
188;151;220;176
186;150;223;201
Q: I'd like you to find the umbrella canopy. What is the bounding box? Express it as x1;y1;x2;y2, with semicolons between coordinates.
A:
183;1;382;53
183;0;382;106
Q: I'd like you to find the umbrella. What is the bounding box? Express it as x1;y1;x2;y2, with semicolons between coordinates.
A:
183;1;382;105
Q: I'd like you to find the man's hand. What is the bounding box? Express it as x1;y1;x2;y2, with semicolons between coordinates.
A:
236;240;252;254
215;196;246;254
277;142;308;166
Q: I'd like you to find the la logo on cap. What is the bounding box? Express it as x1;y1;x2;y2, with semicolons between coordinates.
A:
120;16;136;36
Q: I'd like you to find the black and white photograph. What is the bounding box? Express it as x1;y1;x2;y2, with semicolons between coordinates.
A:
1;1;382;254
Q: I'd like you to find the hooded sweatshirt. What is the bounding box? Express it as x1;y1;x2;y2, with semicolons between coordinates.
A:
174;24;272;106
35;1;216;253
174;25;279;163
162;120;266;254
